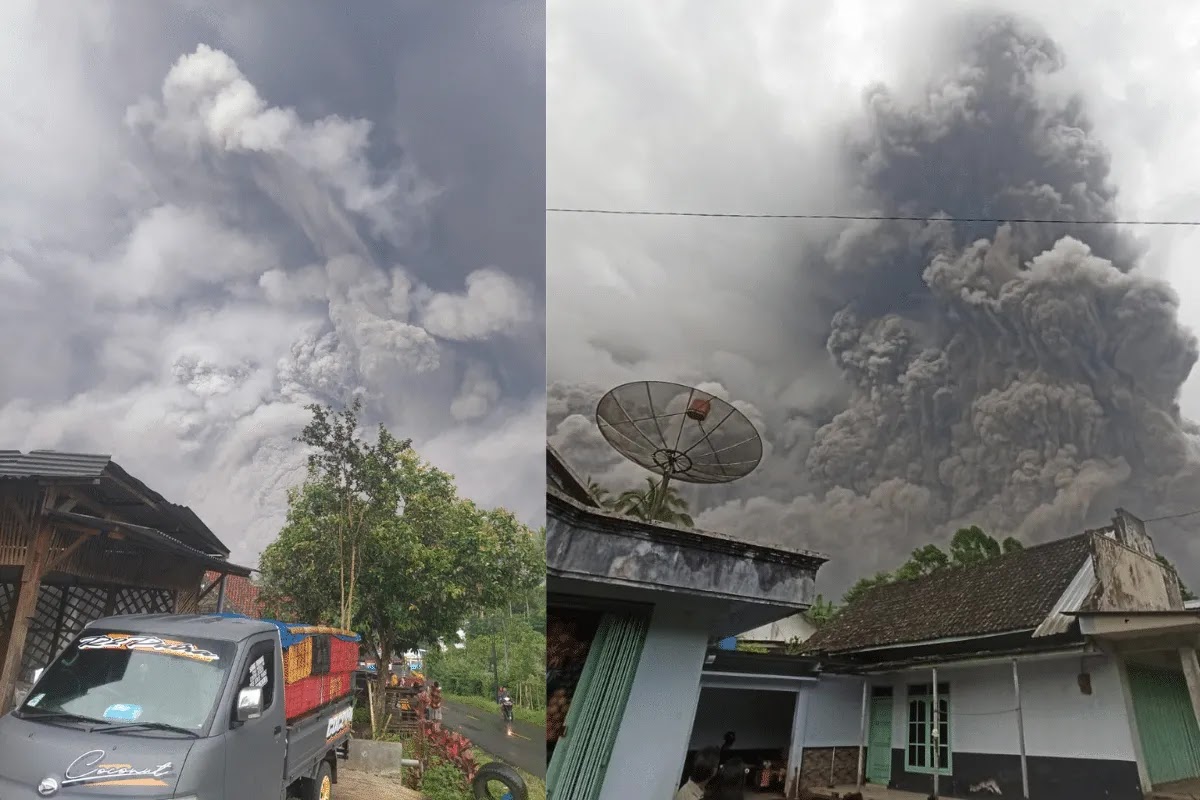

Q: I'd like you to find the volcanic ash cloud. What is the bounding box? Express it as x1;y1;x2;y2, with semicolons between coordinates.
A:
552;14;1200;585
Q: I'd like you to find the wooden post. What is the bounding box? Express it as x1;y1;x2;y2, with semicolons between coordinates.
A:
0;518;55;714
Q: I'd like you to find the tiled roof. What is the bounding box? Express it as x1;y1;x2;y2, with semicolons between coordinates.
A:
805;534;1093;653
200;571;264;618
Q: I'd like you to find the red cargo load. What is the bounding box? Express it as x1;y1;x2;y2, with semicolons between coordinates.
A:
330;637;359;674
284;671;354;721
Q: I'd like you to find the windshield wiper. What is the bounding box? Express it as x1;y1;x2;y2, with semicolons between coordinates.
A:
15;709;101;725
90;720;200;738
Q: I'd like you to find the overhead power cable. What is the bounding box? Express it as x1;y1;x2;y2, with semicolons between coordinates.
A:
1145;508;1200;523
547;208;1200;226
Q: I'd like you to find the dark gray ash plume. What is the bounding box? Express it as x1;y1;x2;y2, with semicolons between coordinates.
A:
549;13;1200;590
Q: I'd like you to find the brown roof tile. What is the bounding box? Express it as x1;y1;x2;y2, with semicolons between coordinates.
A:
805;534;1093;653
199;571;264;618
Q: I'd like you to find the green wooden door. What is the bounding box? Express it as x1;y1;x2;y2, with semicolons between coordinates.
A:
866;695;893;784
1128;664;1200;785
546;612;650;800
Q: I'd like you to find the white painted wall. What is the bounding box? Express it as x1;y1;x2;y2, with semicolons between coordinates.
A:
599;604;711;800
689;687;796;750
801;674;866;747
874;654;1136;760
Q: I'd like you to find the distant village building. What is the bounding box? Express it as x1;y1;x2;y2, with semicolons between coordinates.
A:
736;612;817;650
199;571;264;618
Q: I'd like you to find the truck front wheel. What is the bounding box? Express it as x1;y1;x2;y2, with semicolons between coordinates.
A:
298;760;334;800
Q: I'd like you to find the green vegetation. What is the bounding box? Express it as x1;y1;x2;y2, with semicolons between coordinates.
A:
839;525;1023;612
587;475;695;527
426;585;547;719
419;757;470;800
258;401;544;739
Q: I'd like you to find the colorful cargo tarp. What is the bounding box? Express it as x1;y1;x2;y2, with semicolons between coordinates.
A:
212;613;360;719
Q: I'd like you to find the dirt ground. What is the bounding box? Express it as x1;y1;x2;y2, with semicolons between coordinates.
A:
336;770;424;800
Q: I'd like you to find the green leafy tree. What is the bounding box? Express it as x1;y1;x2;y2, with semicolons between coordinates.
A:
894;543;951;580
842;527;1021;607
843;571;894;607
613;477;695;527
260;446;544;736
584;477;615;509
805;595;837;627
295;399;410;629
948;525;1001;565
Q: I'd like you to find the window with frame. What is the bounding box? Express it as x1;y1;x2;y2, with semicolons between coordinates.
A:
905;682;950;774
238;644;276;713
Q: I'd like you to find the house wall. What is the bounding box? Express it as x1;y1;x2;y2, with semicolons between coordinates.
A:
688;687;795;751
797;675;868;788
868;654;1140;799
803;674;866;747
599;603;711;800
1091;533;1182;612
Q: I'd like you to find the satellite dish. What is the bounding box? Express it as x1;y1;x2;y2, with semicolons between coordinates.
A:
595;381;763;518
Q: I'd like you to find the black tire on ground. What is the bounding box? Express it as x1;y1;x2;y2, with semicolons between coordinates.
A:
298;759;334;800
472;761;527;800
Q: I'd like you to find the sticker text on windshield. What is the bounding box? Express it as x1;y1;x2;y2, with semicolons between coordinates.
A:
78;634;220;663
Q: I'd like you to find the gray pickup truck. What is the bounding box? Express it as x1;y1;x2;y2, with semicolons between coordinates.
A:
0;614;353;799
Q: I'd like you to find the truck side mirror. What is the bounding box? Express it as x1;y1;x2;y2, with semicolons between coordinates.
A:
236;687;264;723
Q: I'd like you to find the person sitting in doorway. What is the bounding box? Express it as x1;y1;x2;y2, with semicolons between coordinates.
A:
674;747;719;800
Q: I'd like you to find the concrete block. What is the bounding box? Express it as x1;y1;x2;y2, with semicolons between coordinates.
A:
344;739;405;775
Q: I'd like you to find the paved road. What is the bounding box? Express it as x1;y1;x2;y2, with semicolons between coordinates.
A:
441;700;545;778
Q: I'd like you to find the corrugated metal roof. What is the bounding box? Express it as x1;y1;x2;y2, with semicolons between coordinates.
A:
1033;557;1096;638
0;450;112;479
0;449;233;559
47;509;253;577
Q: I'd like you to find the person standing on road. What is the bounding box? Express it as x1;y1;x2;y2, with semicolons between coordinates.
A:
429;681;444;729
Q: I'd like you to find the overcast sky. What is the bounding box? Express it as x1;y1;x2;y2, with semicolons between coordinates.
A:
0;1;545;566
548;0;1200;594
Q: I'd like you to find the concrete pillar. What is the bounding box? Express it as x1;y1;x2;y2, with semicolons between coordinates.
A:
1178;647;1200;729
599;605;709;800
785;685;811;797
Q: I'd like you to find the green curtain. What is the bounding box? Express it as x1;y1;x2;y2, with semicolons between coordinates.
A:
546;611;650;800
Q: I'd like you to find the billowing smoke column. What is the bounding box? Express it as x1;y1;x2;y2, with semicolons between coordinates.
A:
550;13;1200;588
801;14;1200;550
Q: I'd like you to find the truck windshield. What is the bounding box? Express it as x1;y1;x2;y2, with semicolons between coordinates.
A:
19;631;234;733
